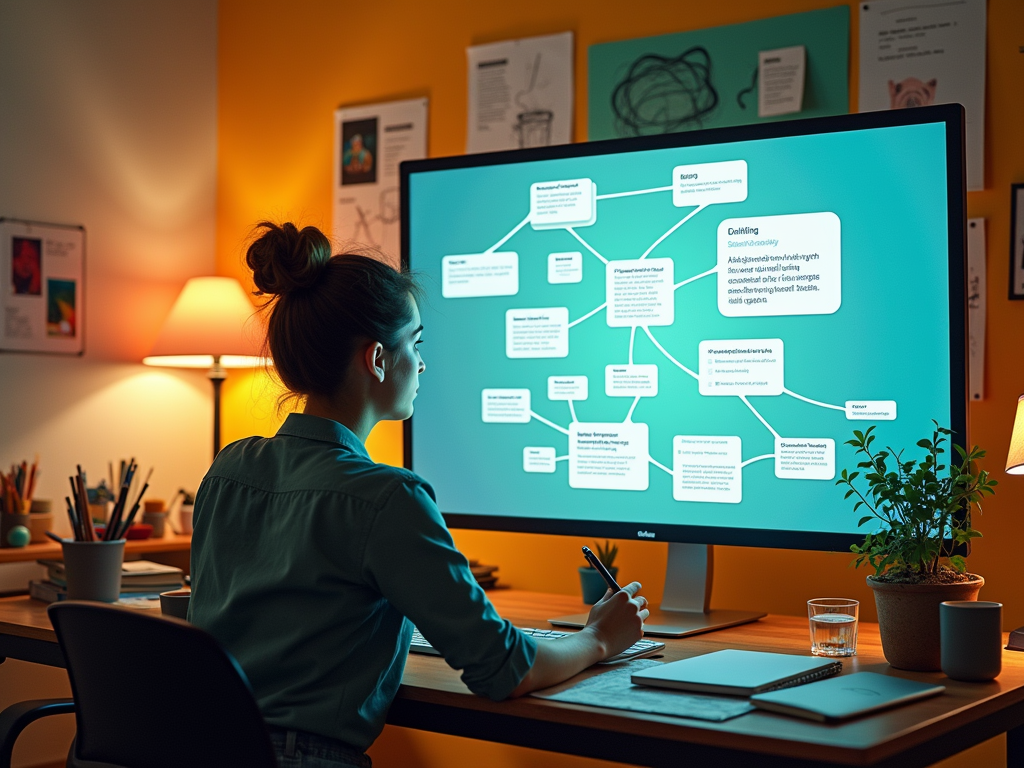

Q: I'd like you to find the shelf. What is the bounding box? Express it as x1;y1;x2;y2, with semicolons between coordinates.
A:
0;532;192;564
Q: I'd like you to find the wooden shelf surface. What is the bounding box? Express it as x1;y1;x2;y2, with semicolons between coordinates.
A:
0;532;191;564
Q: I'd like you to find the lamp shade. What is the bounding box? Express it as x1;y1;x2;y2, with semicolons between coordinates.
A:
143;277;264;368
1009;395;1024;475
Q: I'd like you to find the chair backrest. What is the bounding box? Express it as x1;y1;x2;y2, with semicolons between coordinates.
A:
48;601;277;768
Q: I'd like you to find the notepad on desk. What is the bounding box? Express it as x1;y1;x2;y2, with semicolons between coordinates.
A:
630;649;843;696
750;672;945;722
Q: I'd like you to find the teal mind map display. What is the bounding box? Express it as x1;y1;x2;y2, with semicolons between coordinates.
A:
408;122;952;536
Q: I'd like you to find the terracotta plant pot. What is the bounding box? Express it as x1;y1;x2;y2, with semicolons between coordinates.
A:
868;574;984;671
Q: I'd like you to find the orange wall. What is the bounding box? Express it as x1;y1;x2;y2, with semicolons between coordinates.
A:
217;2;1022;766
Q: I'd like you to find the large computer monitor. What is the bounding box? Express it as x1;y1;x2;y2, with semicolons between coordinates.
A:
401;105;967;635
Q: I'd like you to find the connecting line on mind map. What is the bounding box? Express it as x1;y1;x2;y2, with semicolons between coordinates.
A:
641;327;698;380
568;302;607;328
738;396;781;440
529;410;571;436
624;396;641;423
564;227;609;264
674;266;718;290
595;185;673;201
638;204;707;260
740;454;775;468
555;456;569;462
648;456;674;476
628;327;636;364
782;388;845;412
484;214;531;254
568;400;579;423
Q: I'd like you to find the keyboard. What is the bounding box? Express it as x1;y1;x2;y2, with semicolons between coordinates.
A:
409;626;665;664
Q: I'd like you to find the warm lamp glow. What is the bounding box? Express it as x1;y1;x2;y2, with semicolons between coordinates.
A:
144;276;269;457
1008;395;1024;475
144;276;265;364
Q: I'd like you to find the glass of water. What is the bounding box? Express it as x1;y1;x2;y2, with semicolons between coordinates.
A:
807;598;859;657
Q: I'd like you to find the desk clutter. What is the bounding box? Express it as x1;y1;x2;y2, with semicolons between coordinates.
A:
535;651;947;724
1;457;39;547
469;559;503;590
60;459;152;542
30;558;184;603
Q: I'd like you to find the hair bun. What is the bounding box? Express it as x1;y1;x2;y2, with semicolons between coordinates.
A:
246;221;332;297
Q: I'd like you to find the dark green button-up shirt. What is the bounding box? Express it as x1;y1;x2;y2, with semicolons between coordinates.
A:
188;413;536;749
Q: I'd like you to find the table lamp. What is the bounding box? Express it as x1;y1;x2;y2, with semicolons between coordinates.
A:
143;276;266;458
1004;395;1024;650
1008;394;1024;476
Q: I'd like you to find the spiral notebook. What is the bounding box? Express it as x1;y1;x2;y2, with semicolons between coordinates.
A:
630;650;843;696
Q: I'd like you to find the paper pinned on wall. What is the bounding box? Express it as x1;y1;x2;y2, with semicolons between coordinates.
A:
967;218;986;402
333;98;428;266
858;0;986;191
758;45;805;118
0;219;85;355
467;31;574;154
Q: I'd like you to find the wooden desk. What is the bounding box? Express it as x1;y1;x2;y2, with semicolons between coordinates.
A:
1;590;1022;767
0;533;192;565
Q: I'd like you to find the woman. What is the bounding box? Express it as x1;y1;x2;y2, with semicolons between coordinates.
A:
189;222;649;768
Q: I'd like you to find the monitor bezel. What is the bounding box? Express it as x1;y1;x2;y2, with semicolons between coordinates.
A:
401;105;967;553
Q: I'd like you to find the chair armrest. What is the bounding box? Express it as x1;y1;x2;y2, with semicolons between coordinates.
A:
0;698;75;768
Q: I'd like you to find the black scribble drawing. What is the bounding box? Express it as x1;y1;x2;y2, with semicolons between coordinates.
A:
736;66;758;110
610;46;719;136
968;275;981;309
349;188;400;247
514;52;554;148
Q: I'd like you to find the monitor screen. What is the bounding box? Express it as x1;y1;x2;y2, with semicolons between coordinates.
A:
403;106;965;551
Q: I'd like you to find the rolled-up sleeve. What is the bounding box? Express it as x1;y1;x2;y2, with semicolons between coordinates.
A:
362;478;536;700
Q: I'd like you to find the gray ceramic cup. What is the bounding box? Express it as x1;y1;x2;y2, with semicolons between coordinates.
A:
61;540;125;602
159;589;191;620
940;600;1002;681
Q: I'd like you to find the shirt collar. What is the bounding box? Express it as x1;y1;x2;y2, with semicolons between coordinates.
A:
276;413;370;458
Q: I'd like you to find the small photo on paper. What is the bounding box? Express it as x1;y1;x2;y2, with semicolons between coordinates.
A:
341;117;378;186
46;279;76;337
11;237;42;295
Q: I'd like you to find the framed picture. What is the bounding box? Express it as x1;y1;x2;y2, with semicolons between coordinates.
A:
0;219;85;354
1011;184;1024;300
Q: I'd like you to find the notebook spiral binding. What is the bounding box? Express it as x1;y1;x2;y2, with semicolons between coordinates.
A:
764;661;844;693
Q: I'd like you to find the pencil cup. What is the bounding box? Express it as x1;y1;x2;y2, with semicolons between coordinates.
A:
940;601;1002;682
61;540;125;602
1;512;31;548
179;504;194;535
29;500;53;544
142;511;167;538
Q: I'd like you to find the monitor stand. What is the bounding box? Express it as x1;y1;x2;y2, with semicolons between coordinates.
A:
548;542;766;638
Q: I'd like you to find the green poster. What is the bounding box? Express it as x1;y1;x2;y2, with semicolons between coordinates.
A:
588;7;849;140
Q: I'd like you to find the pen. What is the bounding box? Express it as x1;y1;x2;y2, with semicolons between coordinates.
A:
582;546;622;593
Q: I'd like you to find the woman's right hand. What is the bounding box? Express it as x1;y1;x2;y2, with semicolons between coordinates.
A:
582;582;649;658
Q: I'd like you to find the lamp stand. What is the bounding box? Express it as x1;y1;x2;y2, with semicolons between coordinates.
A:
209;357;227;459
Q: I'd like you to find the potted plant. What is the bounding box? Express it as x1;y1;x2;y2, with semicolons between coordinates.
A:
579;540;618;604
838;422;996;671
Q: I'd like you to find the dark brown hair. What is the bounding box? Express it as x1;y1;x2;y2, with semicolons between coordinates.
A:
246;221;420;399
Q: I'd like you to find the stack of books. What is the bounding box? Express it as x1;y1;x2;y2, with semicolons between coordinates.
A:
30;559;184;603
469;560;502;590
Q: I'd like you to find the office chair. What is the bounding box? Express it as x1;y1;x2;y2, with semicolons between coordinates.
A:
0;601;277;768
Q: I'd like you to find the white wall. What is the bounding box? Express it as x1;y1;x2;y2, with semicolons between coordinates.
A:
0;1;218;764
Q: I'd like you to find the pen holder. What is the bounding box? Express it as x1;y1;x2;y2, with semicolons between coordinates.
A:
142;511;168;538
579;565;618;605
1;512;31;548
61;540;125;602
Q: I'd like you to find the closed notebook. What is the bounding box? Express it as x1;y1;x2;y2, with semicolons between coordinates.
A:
630;650;842;696
750;671;945;722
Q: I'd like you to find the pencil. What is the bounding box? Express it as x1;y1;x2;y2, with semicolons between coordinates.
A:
45;531;64;544
64;496;79;541
116;481;149;539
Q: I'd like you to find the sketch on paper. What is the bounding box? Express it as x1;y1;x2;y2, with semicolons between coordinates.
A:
610;47;719;136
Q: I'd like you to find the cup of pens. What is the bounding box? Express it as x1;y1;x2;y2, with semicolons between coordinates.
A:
53;461;151;601
1;457;39;548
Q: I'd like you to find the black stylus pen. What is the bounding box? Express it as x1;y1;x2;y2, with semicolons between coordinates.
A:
582;546;622;593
